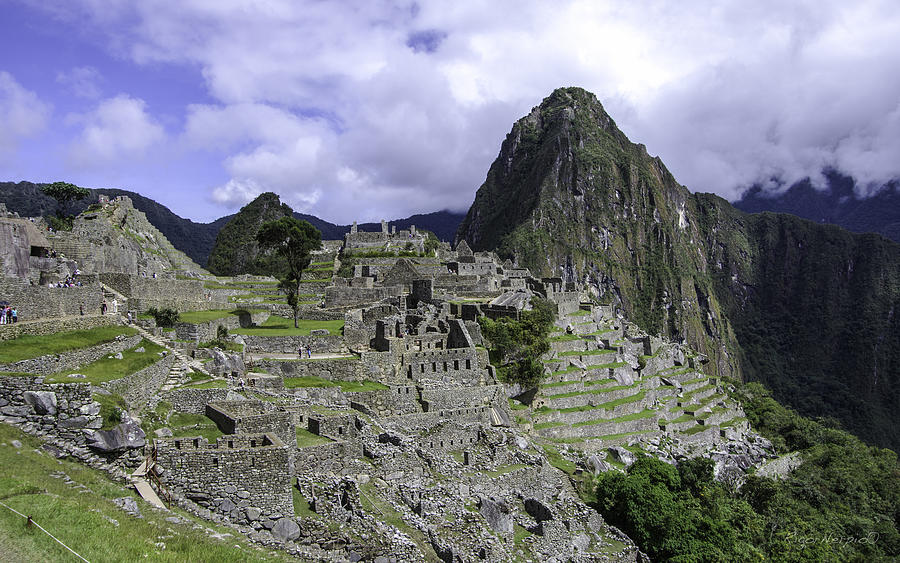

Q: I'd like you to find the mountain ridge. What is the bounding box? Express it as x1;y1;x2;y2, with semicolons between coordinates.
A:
0;181;464;267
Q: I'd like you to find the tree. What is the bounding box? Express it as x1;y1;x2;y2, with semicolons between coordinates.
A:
41;181;90;216
478;297;556;389
256;217;322;328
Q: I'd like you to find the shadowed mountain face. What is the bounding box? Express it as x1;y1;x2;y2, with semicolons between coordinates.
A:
0;182;465;268
734;172;900;243
457;87;900;450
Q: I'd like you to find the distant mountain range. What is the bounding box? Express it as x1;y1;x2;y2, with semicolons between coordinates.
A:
734;171;900;243
0;181;465;267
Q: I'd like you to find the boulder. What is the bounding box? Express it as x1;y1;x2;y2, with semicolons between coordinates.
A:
608;446;636;467
113;496;142;517
154;427;173;438
86;415;146;452
23;391;57;415
587;454;611;474
134;347;145;353
79;402;101;416
210;349;245;376
113;352;124;360
478;496;513;534
245;507;262;521
271;517;301;542
489;406;510;427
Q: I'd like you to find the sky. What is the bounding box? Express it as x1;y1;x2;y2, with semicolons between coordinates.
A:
1;1;899;224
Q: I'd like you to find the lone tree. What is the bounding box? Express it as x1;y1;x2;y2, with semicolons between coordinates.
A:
41;181;90;217
256;216;322;328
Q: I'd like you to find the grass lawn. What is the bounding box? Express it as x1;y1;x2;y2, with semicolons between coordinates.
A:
557;348;616;358
283;376;387;392
0;326;137;363
232;317;344;337
45;339;165;384
0;423;287;562
296;427;332;448
168;412;225;442
177;309;246;324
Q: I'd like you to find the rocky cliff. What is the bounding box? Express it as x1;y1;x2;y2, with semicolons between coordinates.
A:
457;87;900;449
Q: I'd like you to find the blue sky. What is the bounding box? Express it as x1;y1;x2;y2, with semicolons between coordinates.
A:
1;1;899;223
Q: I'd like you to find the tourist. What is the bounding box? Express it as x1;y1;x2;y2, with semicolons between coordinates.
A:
80;303;84;316
307;345;312;358
298;346;303;358
101;302;107;315
11;308;16;323
112;298;118;314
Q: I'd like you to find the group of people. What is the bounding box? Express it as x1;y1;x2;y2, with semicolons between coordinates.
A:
49;275;82;288
298;345;313;358
0;305;18;324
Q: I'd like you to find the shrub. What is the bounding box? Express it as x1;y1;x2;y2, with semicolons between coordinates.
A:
146;307;179;327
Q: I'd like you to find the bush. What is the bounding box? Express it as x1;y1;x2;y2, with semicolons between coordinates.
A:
479;297;556;389
146;307;179;328
216;325;229;340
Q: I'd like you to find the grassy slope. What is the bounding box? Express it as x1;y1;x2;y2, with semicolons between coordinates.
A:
0;326;138;363
0;424;286;562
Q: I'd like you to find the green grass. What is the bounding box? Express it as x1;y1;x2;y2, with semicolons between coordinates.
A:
681;424;712;435
568;308;591;316
548;365;581;377
549;334;582;342
595;430;656;441
45;339;165;384
481;463;527;477
168;412;224;442
292;487;319;518
176;309;246;324
93;392;127;430
572;408;657;427
719;416;747;429
296;427;333;448
0;326;138;363
282;376;387;392
0;423;285;562
667;413;695;424
534;421;565;430
557;348;616;357
585;362;627;370
181;380;228;389
540;444;576;474
556;390;647;413
232;317;344;337
546;382;639;400
541;380;580;389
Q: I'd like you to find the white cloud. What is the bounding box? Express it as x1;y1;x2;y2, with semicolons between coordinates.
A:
67;94;165;168
0;71;50;155
26;0;900;219
56;66;103;98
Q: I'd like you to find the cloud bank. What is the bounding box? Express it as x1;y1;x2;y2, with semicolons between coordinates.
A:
19;0;900;220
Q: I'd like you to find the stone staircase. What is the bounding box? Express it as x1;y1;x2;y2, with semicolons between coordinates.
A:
130;323;215;391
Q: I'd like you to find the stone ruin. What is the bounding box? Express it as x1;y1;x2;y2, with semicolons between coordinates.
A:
0;211;776;561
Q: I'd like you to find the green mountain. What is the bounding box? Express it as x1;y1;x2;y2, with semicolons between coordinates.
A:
457;87;900;450
206;192;295;276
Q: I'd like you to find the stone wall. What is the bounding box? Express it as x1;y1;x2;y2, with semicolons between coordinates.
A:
324;284;404;309
255;358;364;381
420;384;505;411
99;273;210;312
0;276;102;322
206;400;295;446
0;376;102;445
347;385;421;417
155;433;293;524
295;440;362;475
308;413;357;440
0;334;142;375
102;354;174;409
0;313;121;341
241;333;345;354
402;347;481;385
174;311;269;343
